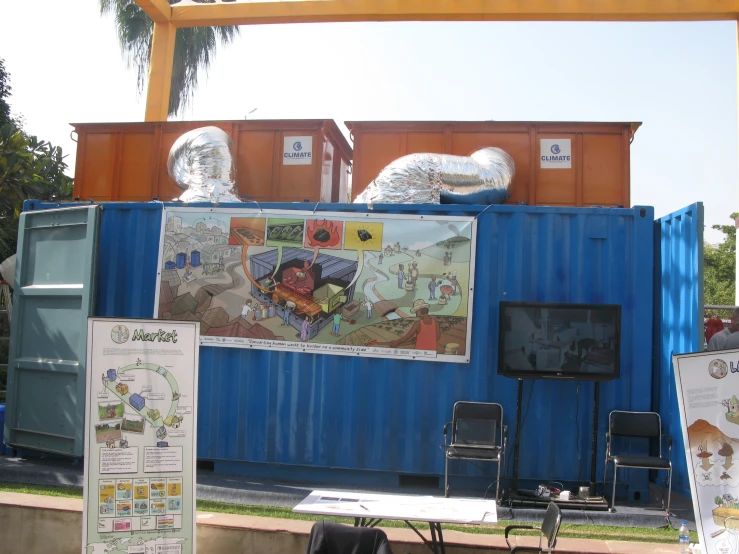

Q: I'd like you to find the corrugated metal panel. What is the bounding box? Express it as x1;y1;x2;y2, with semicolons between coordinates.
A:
4;206;99;457
23;201;656;491
654;202;704;496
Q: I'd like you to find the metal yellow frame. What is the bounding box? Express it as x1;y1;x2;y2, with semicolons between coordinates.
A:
134;0;739;121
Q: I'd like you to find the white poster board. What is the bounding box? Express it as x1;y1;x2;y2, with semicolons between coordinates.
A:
674;348;739;554
82;318;200;554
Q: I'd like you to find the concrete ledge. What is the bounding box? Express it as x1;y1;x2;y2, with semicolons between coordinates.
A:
0;492;678;554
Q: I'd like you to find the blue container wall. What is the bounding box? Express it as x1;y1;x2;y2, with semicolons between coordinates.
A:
654;203;704;496
25;201;656;490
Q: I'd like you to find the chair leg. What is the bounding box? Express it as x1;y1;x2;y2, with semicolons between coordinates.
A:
610;465;618;512
495;457;502;504
444;454;450;498
665;466;672;516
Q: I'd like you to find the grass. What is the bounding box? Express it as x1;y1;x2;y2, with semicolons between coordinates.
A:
0;481;698;544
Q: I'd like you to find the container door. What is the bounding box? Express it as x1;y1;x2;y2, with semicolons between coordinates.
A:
654;202;704;495
3;206;99;457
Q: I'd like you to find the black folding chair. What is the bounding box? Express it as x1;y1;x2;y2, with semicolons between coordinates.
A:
305;520;395;554
443;401;506;502
603;410;672;513
504;501;562;553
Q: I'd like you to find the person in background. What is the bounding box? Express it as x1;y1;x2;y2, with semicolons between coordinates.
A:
708;308;739;351
706;318;725;347
300;316;311;342
378;252;383;265
449;273;459;295
724;316;739;350
409;262;419;284
282;302;293;326
240;299;253;320
428;277;438;300
364;298;373;319
390;299;441;351
397;264;405;289
331;309;343;336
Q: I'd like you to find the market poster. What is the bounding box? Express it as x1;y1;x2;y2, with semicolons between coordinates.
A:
82;318;199;554
674;348;739;554
153;208;477;363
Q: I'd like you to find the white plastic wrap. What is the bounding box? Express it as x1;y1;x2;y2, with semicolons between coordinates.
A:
167;126;242;203
354;147;515;205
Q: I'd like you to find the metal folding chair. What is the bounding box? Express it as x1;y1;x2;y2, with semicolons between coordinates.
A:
443;401;506;502
603;410;672;513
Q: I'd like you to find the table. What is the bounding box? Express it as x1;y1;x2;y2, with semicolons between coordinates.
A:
293;490;498;554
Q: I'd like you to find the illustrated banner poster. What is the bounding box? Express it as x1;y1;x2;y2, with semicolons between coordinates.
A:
83;318;199;554
154;208;477;363
674;348;739;554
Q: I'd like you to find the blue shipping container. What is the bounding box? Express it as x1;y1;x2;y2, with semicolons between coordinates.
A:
654;203;704;496
165;261;176;270
176;252;187;269
20;200;700;500
191;250;201;267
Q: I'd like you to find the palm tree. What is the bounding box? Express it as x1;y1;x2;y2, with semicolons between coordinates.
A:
100;0;240;117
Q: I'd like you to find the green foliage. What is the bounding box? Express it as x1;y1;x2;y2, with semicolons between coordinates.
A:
100;0;239;117
705;213;737;318
0;59;73;262
0;59;11;127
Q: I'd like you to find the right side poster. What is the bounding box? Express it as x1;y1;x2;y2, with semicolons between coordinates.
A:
674;349;739;553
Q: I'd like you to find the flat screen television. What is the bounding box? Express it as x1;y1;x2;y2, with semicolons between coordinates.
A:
497;302;621;381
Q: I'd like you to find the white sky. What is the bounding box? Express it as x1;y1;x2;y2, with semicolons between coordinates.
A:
2;1;738;243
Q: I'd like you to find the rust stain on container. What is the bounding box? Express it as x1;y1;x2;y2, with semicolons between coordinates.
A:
71;120;353;203
346;121;640;207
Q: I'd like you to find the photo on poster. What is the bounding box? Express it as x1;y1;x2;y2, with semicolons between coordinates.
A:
95;421;122;444
98;401;124;420
121;415;146;434
154;208;477;363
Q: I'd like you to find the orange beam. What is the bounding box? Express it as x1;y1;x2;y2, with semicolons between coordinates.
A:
134;0;172;23
169;0;739;27
145;22;176;121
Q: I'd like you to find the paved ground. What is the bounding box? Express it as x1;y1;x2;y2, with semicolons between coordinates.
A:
0;455;697;530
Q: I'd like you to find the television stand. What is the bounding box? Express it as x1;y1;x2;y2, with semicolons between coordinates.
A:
511;380;602;501
511;490;609;511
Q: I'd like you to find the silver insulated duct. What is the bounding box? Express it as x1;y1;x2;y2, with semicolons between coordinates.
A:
167;126;242;203
354;147;515;205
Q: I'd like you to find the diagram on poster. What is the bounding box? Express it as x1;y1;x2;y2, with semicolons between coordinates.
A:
674;349;739;554
153;208;477;363
83;319;199;554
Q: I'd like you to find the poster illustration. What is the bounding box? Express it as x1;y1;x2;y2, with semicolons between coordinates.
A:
154;208;477;362
674;348;739;554
83;318;199;554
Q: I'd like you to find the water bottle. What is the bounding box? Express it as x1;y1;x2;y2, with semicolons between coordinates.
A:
678;521;690;554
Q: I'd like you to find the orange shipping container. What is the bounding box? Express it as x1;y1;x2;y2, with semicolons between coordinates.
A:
346;121;640;207
71;120;352;203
